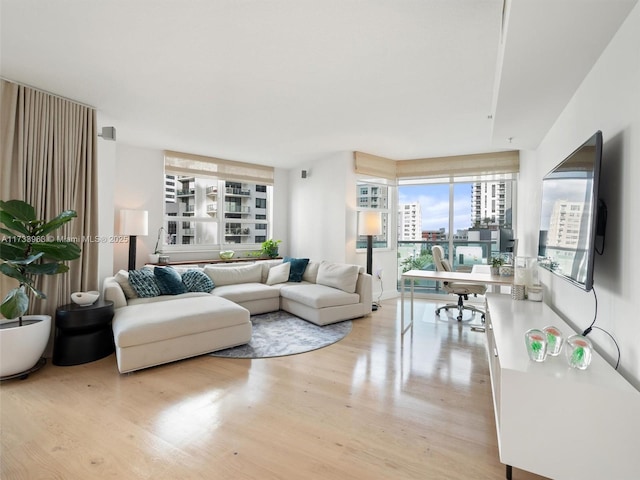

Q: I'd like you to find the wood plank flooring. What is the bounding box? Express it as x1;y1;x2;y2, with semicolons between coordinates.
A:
1;299;548;479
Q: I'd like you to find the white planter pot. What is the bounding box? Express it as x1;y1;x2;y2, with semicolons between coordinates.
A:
0;315;51;378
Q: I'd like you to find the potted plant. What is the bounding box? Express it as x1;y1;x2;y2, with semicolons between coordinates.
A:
261;239;281;258
0;200;81;379
490;256;504;275
149;226;165;264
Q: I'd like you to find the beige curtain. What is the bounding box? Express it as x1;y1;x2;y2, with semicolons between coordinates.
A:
0;79;99;320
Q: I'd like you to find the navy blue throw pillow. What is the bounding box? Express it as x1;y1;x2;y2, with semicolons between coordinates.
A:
283;257;310;282
154;266;188;295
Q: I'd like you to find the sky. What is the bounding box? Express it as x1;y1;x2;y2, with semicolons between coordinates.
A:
399;183;473;233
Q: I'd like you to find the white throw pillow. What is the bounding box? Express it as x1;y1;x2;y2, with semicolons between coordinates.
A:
302;261;320;283
266;262;291;285
114;270;138;299
204;263;263;286
260;259;284;283
316;261;360;293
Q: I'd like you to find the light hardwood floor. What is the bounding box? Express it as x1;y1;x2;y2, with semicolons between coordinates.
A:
1;299;548;480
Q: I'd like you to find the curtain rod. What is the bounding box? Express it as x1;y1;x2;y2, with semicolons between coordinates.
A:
0;76;95;109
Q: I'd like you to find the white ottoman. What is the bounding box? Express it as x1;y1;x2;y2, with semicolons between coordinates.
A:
112;295;251;373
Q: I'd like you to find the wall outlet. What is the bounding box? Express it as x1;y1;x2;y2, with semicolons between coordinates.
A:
375;267;383;280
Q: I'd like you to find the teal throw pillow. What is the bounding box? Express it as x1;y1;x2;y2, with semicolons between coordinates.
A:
128;268;161;298
284;256;310;282
154;266;188;295
182;269;215;293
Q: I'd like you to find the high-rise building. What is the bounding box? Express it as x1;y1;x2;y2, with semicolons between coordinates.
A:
164;174;177;203
357;184;389;247
470;181;512;227
398;202;422;241
164;175;268;246
547;200;584;248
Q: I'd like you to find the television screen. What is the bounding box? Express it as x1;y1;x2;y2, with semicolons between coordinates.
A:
537;131;603;291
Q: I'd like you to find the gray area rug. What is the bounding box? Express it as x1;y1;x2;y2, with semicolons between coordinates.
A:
210;310;352;359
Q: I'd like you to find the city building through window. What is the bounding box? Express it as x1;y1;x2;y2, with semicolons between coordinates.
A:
162;151;274;251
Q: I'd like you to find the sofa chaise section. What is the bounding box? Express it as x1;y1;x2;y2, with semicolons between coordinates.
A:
111;295;251;373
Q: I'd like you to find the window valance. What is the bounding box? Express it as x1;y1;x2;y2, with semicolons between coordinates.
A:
354;151;397;180
354;150;519;181
164;150;274;185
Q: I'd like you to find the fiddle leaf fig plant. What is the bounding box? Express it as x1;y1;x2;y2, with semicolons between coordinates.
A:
0;200;81;323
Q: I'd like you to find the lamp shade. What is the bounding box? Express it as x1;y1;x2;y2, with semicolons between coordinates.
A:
119;209;148;236
358;211;382;236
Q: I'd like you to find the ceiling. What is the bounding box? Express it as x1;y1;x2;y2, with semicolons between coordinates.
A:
1;0;637;169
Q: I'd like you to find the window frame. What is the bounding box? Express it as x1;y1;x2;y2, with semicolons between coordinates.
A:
162;173;274;254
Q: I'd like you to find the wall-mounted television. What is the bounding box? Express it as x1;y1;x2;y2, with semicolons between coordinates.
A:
537;131;606;292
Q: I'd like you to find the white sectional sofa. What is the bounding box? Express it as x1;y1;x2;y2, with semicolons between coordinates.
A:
103;259;372;373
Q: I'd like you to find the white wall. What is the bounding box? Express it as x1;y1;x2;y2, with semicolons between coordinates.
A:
519;3;640;388
96;113;117;290
112;144;165;272
288;152;351;262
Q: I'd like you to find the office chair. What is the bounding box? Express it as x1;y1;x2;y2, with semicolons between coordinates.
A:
432;245;486;322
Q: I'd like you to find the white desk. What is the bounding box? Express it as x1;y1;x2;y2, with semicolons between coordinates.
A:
400;269;513;334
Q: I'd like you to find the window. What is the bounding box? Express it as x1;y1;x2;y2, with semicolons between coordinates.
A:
162;151;274;251
356;181;390;249
398;178;515;272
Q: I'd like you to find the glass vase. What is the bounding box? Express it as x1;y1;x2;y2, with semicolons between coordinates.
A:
524;328;547;362
543;325;564;356
565;335;593;370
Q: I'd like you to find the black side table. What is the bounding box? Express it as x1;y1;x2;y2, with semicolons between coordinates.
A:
53;299;115;366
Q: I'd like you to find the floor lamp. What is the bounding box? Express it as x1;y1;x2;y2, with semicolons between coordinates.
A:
119;209;148;271
359;211;382;311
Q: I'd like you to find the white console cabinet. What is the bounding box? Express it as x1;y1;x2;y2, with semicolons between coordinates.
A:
485;293;640;480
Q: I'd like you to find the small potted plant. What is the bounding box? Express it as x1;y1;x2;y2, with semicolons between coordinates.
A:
149;226;165;264
0;200;81;378
261;239;281;258
490;256;504;275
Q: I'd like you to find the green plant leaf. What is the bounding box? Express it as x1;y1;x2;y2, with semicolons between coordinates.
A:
0;241;29;261
36;210;77;236
0;263;32;284
0;200;37;222
24;262;68;275
0;227;18;237
0;211;31;236
7;252;45;265
0;287;29;319
23;282;46;299
32;241;81;261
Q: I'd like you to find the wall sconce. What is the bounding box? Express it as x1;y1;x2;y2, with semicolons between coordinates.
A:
119;209;148;270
